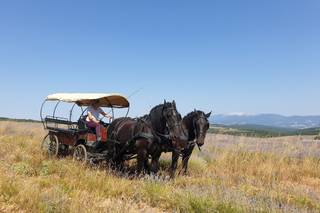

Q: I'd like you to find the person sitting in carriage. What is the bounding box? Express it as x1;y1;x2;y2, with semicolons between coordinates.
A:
86;99;113;141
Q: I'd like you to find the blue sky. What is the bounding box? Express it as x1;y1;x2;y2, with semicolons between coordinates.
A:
0;0;319;119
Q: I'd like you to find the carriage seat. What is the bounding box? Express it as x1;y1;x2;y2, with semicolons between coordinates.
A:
77;116;96;134
45;116;77;130
77;116;108;141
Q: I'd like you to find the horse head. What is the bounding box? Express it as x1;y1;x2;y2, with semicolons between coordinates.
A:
192;110;211;147
163;100;185;141
150;100;188;150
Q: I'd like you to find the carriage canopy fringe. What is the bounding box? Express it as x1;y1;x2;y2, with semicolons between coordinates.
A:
46;93;129;108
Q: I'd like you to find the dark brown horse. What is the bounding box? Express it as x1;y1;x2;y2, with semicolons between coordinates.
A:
107;117;154;173
142;100;188;177
174;110;211;175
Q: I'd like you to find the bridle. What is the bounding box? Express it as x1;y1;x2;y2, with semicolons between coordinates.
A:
145;105;177;140
192;114;209;150
193;115;208;138
162;106;185;140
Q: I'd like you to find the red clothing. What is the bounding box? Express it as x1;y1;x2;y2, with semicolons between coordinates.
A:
86;120;101;140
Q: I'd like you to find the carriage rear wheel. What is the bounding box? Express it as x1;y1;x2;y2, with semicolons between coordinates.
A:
41;134;59;157
73;144;87;163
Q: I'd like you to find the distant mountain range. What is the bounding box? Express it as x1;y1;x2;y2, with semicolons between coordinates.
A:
211;114;320;129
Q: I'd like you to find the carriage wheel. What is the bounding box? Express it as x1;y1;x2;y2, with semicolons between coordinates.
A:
41;134;59;157
73;144;87;163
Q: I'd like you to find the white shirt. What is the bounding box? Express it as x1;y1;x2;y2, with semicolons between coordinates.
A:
86;106;104;121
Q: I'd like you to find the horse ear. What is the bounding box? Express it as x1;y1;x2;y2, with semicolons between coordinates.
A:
205;111;212;118
164;99;166;104
194;108;197;112
172;100;176;108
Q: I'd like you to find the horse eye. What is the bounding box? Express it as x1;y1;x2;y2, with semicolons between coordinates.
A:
206;123;209;129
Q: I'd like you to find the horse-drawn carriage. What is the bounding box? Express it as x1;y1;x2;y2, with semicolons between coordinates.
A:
40;93;130;163
40;92;211;177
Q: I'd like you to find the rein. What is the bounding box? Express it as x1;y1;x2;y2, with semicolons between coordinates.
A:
149;105;183;141
136;117;185;156
137;117;170;140
185;113;209;152
109;118;130;140
192;115;208;139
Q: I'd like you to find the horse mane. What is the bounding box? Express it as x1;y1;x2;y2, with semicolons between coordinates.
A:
150;102;173;114
184;110;205;119
150;104;163;114
139;114;150;122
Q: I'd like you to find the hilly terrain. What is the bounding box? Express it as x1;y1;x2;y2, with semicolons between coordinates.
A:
209;124;320;138
212;114;320;129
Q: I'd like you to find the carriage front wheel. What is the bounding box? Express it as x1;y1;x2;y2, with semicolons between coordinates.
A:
41;134;59;157
73;144;87;163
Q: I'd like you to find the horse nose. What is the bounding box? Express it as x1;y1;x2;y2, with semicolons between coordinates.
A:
197;137;205;146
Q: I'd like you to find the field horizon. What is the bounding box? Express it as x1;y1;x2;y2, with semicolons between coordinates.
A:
1;116;320;139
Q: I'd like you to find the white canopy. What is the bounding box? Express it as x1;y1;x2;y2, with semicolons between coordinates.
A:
46;93;129;108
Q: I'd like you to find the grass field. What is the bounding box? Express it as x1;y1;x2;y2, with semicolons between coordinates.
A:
209;124;320;138
1;121;320;212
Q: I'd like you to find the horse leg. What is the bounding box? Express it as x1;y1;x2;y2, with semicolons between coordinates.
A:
150;152;161;174
112;147;125;172
144;158;150;173
136;145;148;175
170;151;179;178
117;160;125;172
180;144;195;175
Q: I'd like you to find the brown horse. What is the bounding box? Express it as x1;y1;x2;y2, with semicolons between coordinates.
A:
174;110;211;175
107;117;154;173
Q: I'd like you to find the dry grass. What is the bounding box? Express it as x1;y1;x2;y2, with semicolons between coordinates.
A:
0;121;320;212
